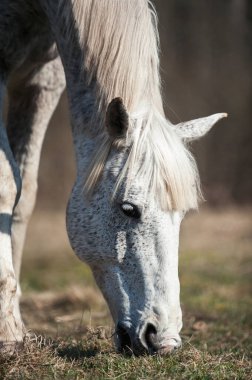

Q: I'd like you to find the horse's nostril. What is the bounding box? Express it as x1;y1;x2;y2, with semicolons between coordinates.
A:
116;323;132;352
144;323;158;352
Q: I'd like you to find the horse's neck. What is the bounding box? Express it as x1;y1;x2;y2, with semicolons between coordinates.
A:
37;1;95;131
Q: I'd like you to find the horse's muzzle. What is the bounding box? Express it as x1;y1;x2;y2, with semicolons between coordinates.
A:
115;321;181;356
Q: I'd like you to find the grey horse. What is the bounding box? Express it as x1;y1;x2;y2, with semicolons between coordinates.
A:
0;0;226;355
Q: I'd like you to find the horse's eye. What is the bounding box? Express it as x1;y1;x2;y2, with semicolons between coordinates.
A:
120;202;141;219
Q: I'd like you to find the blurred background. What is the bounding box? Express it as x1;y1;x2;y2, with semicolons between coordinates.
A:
36;0;252;211
16;1;251;351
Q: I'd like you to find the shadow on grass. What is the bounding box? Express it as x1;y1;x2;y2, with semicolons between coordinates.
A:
28;334;104;362
57;343;99;360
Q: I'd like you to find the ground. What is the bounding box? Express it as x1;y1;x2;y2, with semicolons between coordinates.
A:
0;207;251;379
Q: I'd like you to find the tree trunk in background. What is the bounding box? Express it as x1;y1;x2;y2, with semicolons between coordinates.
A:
232;0;252;202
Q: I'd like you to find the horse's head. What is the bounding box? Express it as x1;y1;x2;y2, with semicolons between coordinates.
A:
66;98;226;355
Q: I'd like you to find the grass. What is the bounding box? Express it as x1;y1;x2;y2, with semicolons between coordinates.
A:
0;207;251;379
0;334;250;379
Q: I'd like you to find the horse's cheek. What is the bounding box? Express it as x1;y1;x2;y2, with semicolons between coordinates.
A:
66;189;95;264
66;185;113;265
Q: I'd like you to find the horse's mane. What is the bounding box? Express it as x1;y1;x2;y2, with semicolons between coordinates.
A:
62;0;201;211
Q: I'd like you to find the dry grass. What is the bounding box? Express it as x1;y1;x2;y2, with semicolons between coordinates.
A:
0;206;251;379
1;333;251;380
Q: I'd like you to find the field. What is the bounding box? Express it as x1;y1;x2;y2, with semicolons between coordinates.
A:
0;207;251;379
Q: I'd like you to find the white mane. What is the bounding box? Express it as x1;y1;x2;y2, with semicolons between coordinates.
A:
67;0;201;211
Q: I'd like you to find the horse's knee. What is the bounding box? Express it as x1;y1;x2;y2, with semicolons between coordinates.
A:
13;176;37;223
0;149;21;213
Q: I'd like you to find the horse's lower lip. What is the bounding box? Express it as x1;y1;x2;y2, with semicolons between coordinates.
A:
157;344;178;355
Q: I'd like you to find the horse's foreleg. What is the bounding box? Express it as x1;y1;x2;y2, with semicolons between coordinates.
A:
6;57;65;329
0;83;23;352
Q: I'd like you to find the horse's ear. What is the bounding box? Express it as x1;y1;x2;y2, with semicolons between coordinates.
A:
173;113;228;142
106;98;129;139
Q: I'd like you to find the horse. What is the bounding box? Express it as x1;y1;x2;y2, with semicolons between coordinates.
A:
0;0;226;355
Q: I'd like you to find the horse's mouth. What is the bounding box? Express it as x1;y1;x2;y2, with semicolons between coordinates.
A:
115;322;181;356
115;324;135;355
